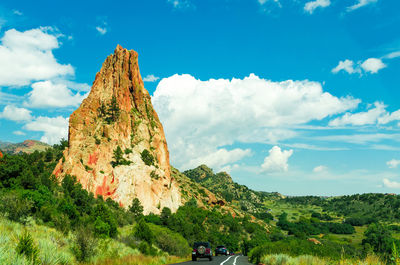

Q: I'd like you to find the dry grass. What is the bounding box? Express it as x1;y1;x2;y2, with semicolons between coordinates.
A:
260;254;386;265
89;255;188;265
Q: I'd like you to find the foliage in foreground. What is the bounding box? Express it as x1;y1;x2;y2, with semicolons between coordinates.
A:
258;253;385;265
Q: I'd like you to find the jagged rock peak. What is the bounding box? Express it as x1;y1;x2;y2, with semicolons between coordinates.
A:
53;45;181;214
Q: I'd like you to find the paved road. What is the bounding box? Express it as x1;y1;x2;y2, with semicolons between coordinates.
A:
170;255;252;265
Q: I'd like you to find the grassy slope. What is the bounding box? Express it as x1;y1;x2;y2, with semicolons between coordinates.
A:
0;216;188;265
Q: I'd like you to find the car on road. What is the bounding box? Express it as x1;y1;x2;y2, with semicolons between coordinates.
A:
192;242;213;261
215;245;228;256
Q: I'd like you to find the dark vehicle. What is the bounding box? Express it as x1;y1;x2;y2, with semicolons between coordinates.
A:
215;245;228;256
192;242;213;261
230;251;235;256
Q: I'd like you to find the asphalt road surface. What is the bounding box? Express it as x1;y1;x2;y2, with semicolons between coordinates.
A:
170;255;252;265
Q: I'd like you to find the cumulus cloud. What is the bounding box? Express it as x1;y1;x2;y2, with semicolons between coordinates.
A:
153;74;359;169
387;159;400;169
24;116;68;145
24;80;88;108
313;165;328;173
304;0;331;14
347;0;378;12
360;58;386;73
0;27;74;87
332;58;385;75
329;102;386;126
329;102;400;127
0;105;32;122
143;74;160;82
383;178;400;189
331;60;361;74
261;146;293;173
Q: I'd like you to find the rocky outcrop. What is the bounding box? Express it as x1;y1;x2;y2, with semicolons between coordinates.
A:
53;45;181;214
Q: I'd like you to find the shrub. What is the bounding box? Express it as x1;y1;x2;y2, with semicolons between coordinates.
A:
141;149;155;166
0;191;33;223
16;231;40;264
134;219;154;244
149;223;191;257
71;227;97;262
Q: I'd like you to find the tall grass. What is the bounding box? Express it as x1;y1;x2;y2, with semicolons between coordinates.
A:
260;253;386;265
91;255;188;265
0;216;187;265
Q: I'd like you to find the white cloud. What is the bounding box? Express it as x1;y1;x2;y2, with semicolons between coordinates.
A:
384;51;400;59
13;130;25;136
153;74;359;169
182;148;252;171
387;159;400;169
329;102;386;126
143;74;160;82
96;26;107;35
360;58;386;73
0;105;32;122
331;59;360;74
0;27;74;87
332;58;386;75
24;116;68;145
329;102;400;127
313;165;328;173
24;80;87;108
383;178;400;189
347;0;378;12
261;146;293;173
304;0;331;14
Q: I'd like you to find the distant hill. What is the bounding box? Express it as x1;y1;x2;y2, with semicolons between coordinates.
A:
1;140;50;154
183;165;282;213
0;140;12;149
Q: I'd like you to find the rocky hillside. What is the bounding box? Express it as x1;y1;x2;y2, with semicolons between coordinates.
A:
184;165;282;213
53;45;181;214
0;140;50;154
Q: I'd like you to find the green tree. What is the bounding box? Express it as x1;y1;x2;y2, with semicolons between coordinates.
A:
160;207;172;226
107;95;120;122
112;146;124;167
129;198;144;219
134;219;154;244
362;223;394;254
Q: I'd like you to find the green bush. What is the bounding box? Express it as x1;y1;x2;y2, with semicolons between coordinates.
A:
149;223;191;257
71;228;97;262
141;149;155;166
16;231;40;264
134;219;155;244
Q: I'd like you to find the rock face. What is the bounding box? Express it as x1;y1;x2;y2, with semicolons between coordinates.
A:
53;45;181;214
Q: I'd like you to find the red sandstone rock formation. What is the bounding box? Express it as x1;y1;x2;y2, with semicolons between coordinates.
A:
53;45;181;214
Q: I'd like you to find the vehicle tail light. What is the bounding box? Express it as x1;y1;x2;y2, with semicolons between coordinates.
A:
193;249;197;252
205;248;211;254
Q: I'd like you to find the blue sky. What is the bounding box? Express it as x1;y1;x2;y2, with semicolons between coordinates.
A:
0;0;400;196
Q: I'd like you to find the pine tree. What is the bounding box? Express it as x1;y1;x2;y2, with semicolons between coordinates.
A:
107;96;120;122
